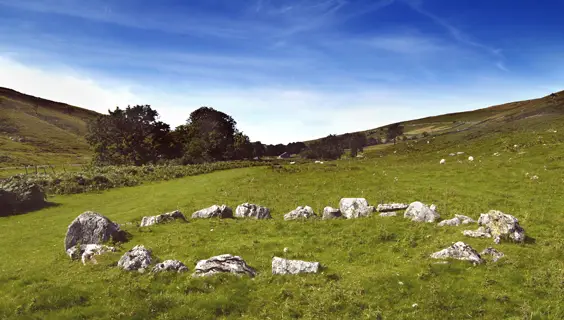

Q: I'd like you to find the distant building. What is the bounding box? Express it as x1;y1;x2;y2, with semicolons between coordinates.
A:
278;152;290;159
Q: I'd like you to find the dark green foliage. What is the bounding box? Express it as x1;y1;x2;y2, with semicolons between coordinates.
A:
252;141;266;159
176;107;237;162
344;132;367;157
233;132;253;160
86;105;173;166
0;175;46;216
301;135;345;160
367;137;381;146
265;144;286;157
14;161;267;195
387;123;404;145
286;142;307;155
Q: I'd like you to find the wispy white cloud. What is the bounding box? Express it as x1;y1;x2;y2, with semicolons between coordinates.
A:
402;0;501;56
359;34;448;55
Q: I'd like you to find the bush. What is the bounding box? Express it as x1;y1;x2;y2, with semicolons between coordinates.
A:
8;161;269;196
0;176;47;216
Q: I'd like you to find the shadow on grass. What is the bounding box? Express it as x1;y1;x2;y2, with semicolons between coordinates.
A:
524;235;537;244
0;201;60;218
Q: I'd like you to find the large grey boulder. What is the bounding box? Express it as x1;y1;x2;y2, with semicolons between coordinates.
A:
339;198;374;219
404;202;440;223
192;254;256;278
140;210;187;227
479;210;526;243
67;244;116;265
272;257;321;275
430;242;484;265
438;214;476;227
118;245;152;272
192;205;233;219
284;206;317;220
64;211;126;251
235;203;272;219
480;247;504;262
322;207;342;220
463;210;525;244
377;203;408;212
152;260;189;273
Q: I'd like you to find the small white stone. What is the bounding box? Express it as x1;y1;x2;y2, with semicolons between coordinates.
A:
468;156;474;161
210;228;214;232
440;159;446;164
412;303;418;308
283;247;289;253
398;281;404;286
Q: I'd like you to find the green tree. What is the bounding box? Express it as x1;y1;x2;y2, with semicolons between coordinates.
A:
180;107;237;161
252;141;266;159
387;123;404;145
300;135;344;160
233;132;253;160
86;105;172;165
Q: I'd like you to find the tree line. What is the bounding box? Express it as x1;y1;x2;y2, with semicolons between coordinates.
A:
86;105;403;166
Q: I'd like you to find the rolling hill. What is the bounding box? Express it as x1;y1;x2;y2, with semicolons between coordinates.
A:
306;90;564;145
1;86;563;168
0;87;100;166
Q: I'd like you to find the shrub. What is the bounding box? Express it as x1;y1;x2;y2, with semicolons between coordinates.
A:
0;175;47;216
7;161;269;196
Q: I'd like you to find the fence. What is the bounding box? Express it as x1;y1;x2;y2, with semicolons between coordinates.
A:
0;164;85;175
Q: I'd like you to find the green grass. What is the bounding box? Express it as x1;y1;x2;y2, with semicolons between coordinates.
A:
1;113;564;319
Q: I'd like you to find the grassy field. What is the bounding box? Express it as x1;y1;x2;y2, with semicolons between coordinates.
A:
1;112;564;319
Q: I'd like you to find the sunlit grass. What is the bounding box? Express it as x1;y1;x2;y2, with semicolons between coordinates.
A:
1;115;564;319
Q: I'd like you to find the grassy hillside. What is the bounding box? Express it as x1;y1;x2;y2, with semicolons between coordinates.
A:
0;87;100;166
306;90;564;144
1;104;564;319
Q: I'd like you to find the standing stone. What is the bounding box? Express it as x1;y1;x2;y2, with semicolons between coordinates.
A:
339;198;375;219
272;257;321;275
430;242;484;265
192;205;233;219
140;210;187;227
322;207;342;220
284;206;317;220
192;254;257;277
376;203;409;212
118;245;152;272
64;211;126;251
235;203;272;219
152;260;189;273
404;202;440;223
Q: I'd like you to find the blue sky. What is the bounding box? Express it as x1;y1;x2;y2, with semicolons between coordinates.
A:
1;0;563;143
